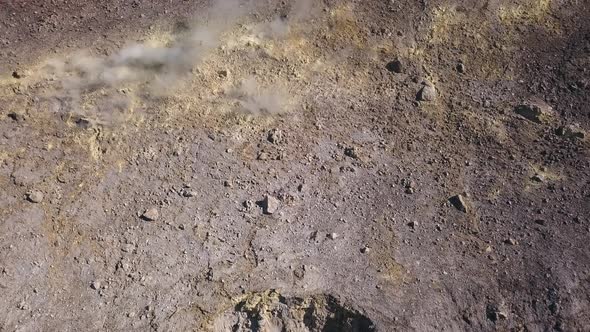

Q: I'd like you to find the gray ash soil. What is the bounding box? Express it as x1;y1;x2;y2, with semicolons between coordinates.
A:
1;0;590;331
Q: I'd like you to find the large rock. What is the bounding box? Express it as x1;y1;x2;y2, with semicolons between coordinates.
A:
262;195;279;214
386;59;403;74
514;101;555;124
556;124;586;139
141;207;159;221
417;83;437;102
344;146;360;159
26;190;44;203
267;129;284;144
449;194;468;213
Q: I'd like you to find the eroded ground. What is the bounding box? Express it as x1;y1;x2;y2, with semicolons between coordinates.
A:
0;0;589;331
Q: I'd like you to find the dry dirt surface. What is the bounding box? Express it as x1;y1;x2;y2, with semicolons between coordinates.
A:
1;0;590;331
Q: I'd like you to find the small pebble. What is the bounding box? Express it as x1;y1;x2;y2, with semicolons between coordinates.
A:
267;129;284;144
257;152;269;161
456;63;466;73
505;238;517;245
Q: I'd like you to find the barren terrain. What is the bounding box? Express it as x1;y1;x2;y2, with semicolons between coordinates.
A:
1;0;589;331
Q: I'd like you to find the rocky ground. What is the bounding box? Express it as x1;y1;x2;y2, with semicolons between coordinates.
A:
1;0;589;331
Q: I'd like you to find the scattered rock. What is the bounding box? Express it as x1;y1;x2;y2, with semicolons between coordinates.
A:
449;194;468;213
141;208;159;221
456;62;466;74
385;59;403;73
327;232;339;240
90;280;101;290
340;165;356;173
417;83;437;102
408;221;418;229
344;147;360;159
75;117;92;129
514;102;555;124
215;291;375;330
534;219;546;226
293;265;306;279
462;312;474;325
267;129;283;144
218;69;229;78
556;124;586;139
7;112;25;122
262;195;279;214
531;174;545;183
121;244;135;253
360;246;371;253
26;190;44;203
12;70;22;79
257;152;269;160
310;230;320;241
57;173;69;184
172;147;182;156
403;179;416;194
505;238;518;245
486;304;508;322
243;200;255;211
181;189;196;197
17;301;29;311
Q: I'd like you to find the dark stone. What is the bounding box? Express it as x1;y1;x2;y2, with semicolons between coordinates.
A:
456;63;466;73
385;60;403;73
7;112;25;122
449;194;468;213
344;147;359;159
514;102;554;124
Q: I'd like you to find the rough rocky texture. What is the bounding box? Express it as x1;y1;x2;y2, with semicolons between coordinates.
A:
25;190;44;203
262;195;279;215
1;0;590;331
213;290;375;332
141;207;160;222
556;124;586;139
417;84;437;102
449;194;468;213
385;60;403;74
514;102;556;124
